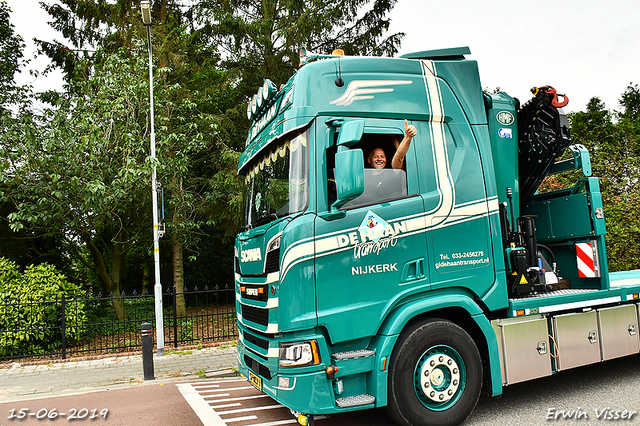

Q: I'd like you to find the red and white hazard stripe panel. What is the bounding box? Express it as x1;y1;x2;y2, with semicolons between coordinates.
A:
576;242;597;278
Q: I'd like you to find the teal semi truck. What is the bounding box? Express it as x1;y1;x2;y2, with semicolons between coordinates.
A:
233;47;640;426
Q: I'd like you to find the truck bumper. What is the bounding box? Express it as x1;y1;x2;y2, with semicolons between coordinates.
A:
238;330;389;416
238;339;344;414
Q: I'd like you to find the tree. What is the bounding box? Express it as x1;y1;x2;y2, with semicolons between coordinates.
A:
0;2;65;270
0;1;25;106
0;50;153;319
609;85;640;271
34;1;237;316
190;0;405;150
568;92;640;271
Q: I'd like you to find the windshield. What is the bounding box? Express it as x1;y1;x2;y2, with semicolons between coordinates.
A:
243;128;309;228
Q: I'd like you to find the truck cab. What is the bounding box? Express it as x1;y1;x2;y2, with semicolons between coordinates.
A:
234;47;640;426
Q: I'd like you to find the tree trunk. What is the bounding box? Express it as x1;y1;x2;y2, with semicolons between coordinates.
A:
173;228;186;316
110;287;126;321
142;260;150;295
111;239;127;320
84;236;128;320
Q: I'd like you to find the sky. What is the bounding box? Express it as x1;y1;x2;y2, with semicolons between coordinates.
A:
389;0;640;114
8;0;640;114
9;0;65;95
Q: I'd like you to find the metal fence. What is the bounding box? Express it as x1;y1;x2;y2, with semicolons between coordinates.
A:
0;285;237;361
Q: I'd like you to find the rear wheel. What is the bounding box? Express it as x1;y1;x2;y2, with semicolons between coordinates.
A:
385;318;482;426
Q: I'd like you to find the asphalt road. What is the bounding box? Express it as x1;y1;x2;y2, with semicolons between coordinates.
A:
466;352;640;425
0;383;201;426
1;352;640;426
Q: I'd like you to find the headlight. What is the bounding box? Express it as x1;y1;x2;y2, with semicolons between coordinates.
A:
279;340;320;367
267;235;281;253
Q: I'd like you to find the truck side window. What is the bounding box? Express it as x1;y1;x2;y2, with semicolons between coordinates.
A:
327;132;413;210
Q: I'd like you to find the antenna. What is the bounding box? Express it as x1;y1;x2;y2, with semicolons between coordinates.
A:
335;56;344;87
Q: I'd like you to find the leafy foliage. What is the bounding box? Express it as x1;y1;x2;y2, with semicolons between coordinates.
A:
571;91;640;271
0;1;25;106
0;258;86;356
190;0;404;152
34;1;245;300
541;89;640;272
0;49;153;317
83;296;156;337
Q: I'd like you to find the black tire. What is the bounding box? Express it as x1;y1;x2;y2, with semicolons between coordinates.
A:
385;318;482;426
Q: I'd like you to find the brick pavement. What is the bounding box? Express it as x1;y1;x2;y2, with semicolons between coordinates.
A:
0;344;239;403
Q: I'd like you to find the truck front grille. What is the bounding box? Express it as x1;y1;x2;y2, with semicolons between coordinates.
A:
265;248;280;273
242;304;269;326
245;355;272;380
242;329;269;350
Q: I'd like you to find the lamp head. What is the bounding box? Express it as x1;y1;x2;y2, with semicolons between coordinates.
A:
140;1;152;25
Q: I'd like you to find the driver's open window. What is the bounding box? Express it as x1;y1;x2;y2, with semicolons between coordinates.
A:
327;130;415;210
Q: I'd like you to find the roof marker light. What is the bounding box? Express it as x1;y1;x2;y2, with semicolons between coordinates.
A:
263;79;277;102
246;101;253;120
251;95;258;115
299;47;309;67
256;87;264;107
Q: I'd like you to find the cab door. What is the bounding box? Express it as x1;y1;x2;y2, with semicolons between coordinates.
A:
314;118;429;344
416;78;497;300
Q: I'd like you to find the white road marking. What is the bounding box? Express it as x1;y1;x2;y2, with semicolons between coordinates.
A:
209;403;242;409
186;379;245;385
208;394;271;403
224;415;258;423
217;404;283;415
203;386;254;392
251;421;299;426
177;383;227;426
178;378;325;426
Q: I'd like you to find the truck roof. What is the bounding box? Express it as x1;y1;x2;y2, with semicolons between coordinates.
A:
239;46;484;174
399;46;471;60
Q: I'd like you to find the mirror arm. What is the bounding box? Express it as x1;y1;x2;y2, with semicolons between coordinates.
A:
325;117;344;127
319;209;347;221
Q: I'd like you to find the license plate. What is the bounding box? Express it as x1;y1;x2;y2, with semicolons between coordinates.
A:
248;370;262;391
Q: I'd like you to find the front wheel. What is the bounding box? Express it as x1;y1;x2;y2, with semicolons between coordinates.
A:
385;319;482;426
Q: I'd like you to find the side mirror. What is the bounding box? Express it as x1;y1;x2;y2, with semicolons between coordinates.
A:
336;120;365;148
331;149;364;210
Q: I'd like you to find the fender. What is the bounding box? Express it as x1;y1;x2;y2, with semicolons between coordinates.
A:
376;291;503;397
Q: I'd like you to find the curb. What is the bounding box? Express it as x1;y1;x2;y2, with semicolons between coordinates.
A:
0;341;237;369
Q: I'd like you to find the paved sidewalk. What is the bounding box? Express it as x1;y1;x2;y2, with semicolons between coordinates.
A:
0;344;239;403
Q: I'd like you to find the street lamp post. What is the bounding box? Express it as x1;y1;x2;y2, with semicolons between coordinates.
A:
141;0;164;357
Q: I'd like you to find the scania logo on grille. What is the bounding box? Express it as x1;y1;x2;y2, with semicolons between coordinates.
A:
496;111;515;126
241;248;262;263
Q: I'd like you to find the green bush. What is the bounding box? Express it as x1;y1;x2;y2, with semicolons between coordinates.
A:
84;296;156;337
0;258;87;357
178;318;194;341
